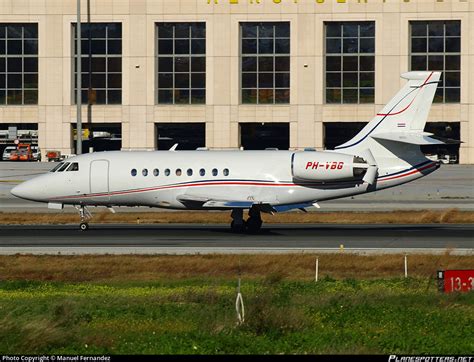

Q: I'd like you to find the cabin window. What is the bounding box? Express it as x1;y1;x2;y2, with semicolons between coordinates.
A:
176;168;182;176
67;163;79;171
223;168;229;176
142;169;148;176
199;168;205;176
131;168;137;176
165;168;170;176
50;162;64;172
57;162;70;172
153;168;159;176
187;168;193;176
212;168;218;176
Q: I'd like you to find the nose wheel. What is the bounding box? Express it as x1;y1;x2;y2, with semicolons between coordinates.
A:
76;205;92;231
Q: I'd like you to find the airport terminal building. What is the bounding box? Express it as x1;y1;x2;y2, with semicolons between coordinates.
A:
0;0;472;163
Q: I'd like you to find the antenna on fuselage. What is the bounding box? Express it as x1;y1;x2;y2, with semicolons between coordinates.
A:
169;143;178;151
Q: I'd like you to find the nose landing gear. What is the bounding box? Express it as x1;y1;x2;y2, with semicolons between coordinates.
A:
76;205;92;231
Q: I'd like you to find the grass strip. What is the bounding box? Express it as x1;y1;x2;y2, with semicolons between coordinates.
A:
1;208;473;225
0;277;472;354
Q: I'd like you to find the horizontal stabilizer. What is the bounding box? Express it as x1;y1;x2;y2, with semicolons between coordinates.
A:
371;132;445;145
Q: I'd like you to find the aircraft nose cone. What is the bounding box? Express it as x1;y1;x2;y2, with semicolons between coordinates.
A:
11;180;38;201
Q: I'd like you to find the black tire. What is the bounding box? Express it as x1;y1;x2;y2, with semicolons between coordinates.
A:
246;217;262;234
79;222;89;231
230;220;246;233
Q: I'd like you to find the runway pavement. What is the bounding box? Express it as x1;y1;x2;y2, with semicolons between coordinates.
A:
0;223;472;255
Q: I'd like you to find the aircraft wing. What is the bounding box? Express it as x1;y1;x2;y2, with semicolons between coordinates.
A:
177;193;271;210
177;193;253;208
177;193;315;213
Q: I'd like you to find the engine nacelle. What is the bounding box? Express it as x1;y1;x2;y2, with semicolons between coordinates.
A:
292;151;368;182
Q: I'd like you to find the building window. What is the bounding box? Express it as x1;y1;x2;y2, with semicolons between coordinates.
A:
410;21;460;103
73;23;122;105
325;22;375;104
0;24;38;105
156;23;206;105
240;22;290;104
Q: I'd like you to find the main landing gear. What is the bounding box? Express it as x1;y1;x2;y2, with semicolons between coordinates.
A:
76;205;92;231
230;207;263;233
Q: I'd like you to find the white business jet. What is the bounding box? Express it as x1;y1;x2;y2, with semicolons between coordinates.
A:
11;71;454;232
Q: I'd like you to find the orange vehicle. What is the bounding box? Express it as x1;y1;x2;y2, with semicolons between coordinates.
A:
9;149;19;161
10;144;33;161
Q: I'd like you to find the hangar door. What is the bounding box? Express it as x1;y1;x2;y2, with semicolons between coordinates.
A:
89;160;110;200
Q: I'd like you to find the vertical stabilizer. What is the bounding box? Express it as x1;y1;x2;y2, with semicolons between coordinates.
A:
335;71;441;152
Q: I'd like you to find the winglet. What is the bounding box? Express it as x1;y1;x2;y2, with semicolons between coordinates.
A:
169;143;178;151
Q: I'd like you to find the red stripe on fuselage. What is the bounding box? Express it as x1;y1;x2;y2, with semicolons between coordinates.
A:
378;162;436;182
51;162;437;201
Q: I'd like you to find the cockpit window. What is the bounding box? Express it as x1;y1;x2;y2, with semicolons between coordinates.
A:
57;162;70;172
67;162;79;171
50;162;64;172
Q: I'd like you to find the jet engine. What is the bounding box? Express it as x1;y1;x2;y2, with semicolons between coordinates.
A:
292;151;371;182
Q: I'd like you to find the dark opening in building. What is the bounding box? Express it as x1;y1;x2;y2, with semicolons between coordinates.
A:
72;123;121;153
239;122;289;150
0;123;38;157
156;123;205;150
423;122;460;164
324;122;367;150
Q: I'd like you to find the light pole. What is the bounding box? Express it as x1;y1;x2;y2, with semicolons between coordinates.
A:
87;0;93;153
76;0;82;154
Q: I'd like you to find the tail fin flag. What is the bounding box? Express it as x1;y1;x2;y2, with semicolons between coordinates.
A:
335;71;441;151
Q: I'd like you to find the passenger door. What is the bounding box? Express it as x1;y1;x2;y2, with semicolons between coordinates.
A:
89;160;110;202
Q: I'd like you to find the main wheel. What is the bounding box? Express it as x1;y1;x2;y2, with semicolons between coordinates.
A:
79;222;89;231
230;220;246;233
246;217;262;234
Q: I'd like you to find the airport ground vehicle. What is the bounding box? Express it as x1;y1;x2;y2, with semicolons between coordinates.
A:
439;154;457;164
9;144;33;161
2;146;16;161
31;146;42;162
46;150;62;162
